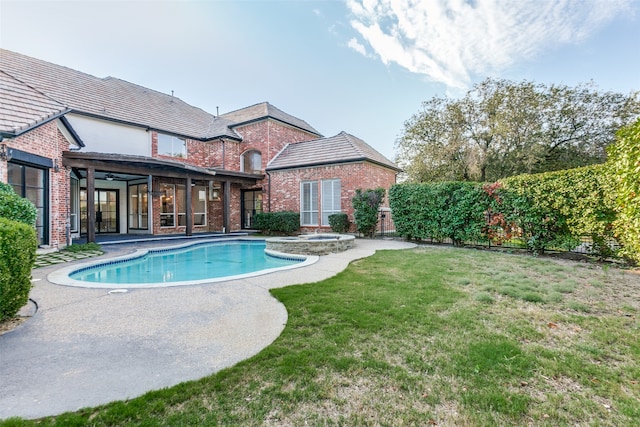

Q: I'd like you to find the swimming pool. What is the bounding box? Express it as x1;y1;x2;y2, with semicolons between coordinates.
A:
48;239;318;288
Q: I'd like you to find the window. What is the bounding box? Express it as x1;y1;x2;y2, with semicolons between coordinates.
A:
158;133;186;158
8;162;47;245
176;184;186;226
300;181;318;226
160;184;175;227
128;183;148;230
321;179;341;226
70;177;79;232
241;150;262;173
162;184;207;227
194;185;207;226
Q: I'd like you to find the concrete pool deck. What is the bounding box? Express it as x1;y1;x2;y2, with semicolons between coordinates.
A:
0;238;416;420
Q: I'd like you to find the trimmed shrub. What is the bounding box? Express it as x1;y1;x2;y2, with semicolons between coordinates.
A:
352;188;386;238
0;217;37;321
607;118;640;263
253;211;300;235
0;184;37;226
328;213;350;233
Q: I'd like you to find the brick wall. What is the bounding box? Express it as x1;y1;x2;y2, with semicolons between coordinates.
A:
268;161;398;233
233;119;319;213
0;120;70;248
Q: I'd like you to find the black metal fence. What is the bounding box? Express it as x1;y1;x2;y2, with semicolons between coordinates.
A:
376;208;396;237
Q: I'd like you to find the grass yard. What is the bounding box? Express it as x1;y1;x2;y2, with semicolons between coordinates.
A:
3;246;640;426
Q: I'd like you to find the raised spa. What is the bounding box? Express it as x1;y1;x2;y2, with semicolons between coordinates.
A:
265;233;355;256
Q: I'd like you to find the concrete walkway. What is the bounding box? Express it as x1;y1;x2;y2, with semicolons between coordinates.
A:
0;238;415;420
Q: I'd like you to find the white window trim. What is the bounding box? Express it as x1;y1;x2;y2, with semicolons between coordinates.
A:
321;179;341;226
300;181;318;226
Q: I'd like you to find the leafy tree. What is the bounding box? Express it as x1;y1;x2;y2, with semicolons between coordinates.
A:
352;188;385;238
607;118;640;263
396;78;640;182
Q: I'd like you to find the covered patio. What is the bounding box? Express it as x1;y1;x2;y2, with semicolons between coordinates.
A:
63;151;262;243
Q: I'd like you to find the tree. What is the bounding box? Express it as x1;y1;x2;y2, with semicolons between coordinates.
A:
396;78;640;182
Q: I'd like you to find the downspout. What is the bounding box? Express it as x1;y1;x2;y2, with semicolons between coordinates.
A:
220;138;225;169
266;170;271;212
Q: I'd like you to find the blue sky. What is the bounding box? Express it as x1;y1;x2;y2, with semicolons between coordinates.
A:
1;0;639;161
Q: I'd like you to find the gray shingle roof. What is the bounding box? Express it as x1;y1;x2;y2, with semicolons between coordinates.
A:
266;131;400;172
0;49;240;140
221;102;321;136
0;70;69;137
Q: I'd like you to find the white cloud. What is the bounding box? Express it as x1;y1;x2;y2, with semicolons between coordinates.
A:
347;37;369;56
345;0;633;88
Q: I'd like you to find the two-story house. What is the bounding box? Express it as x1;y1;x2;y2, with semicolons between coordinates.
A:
0;49;399;247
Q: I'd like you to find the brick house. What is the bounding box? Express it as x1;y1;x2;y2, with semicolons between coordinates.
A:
0;49;399;247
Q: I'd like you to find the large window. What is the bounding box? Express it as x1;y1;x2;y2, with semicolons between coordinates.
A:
8;162;47;245
300;181;318;226
70;177;79;232
321;179;341;226
128;183;148;230
193;185;207;226
161;183;207;227
241;150;262;174
160;184;175;227
158;134;187;158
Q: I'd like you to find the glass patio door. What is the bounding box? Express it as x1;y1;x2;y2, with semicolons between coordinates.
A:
80;189;119;234
242;190;262;229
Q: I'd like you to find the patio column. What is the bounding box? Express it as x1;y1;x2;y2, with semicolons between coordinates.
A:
86;167;96;243
186;176;193;236
223;180;230;234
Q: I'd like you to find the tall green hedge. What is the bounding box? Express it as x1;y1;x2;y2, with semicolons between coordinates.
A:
499;164;616;255
0;217;37;321
389;182;488;245
390;164;618;257
0;183;37;226
607;119;640;263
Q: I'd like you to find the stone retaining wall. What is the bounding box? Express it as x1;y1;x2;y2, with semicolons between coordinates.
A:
265;235;354;256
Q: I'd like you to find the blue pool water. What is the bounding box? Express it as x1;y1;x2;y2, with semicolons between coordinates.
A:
69;240;303;285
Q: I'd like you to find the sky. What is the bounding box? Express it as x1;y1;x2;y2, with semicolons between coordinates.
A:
1;0;639;161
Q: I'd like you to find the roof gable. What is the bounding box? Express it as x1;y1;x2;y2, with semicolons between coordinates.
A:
266;131;400;172
220;102;321;136
0;70;69;137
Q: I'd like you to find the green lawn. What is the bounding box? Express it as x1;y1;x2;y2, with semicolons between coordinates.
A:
4;246;640;426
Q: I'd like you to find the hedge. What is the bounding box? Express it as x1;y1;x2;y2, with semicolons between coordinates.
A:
0;217;37;321
390;164;618;257
0;183;37;226
253;211;300;235
389;182;488;245
499;164;616;256
607;119;640;263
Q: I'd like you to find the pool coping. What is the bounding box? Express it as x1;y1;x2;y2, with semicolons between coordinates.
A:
47;238;319;289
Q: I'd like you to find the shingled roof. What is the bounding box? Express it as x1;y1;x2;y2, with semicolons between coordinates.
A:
221;102;321;136
0;49;240;140
0;70;69;138
267;131;400;172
